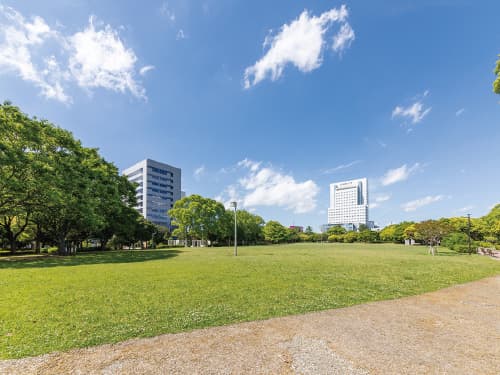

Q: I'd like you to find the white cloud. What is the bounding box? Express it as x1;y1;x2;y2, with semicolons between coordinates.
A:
237;158;261;172
69;17;144;98
139;65;155;76
381;163;421;186
244;5;354;88
456;205;474;213
369;194;391;209
332;22;355;53
375;194;391;203
0;5;70;102
321;160;362;174
0;5;147;103
402;195;444;212
193;165;205;180
455;108;465;117
176;29;186;40
392;100;431;124
217;159;319;214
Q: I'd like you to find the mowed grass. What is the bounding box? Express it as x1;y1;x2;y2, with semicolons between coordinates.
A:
1;243;499;359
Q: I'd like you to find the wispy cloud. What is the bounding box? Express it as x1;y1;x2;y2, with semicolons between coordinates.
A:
392;101;431;124
176;29;186;40
455;205;474;213
244;5;354;88
193;165;206;180
369;194;391;209
402;195;444;212
455;108;465;117
139;65;155;76
380;163;421;186
0;5;147;103
321;160;362;174
216;159;319;213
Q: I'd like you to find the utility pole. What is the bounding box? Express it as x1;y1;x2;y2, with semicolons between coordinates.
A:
230;201;238;256
467;213;472;255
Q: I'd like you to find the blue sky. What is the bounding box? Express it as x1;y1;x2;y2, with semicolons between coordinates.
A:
1;0;499;230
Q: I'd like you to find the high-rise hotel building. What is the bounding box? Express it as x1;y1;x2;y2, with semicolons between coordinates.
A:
122;159;182;228
327;178;368;229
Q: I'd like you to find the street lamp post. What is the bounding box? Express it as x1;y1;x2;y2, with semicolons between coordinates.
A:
467;213;472;255
230;201;237;256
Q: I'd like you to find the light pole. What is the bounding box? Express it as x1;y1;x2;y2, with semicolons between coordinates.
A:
230;201;237;256
467;213;472;254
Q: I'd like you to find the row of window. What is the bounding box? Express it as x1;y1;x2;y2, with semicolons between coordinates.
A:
149;181;172;189
150;167;174;177
150;174;174;183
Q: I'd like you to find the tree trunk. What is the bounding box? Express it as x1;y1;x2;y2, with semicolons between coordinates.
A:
58;237;67;255
9;238;16;255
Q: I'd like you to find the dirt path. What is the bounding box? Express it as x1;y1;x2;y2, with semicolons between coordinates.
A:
1;276;499;374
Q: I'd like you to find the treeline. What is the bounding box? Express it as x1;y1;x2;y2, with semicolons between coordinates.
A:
0;102;156;255
378;208;500;251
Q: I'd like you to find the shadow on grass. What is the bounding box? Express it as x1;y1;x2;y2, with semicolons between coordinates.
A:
0;249;182;269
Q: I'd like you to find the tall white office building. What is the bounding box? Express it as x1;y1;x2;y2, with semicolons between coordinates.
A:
122;159;182;228
327;178;368;229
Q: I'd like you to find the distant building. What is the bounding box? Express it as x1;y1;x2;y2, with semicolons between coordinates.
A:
327;178;369;231
122;159;182;228
289;226;304;233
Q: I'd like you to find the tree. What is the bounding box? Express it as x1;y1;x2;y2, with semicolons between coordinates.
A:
234;210;264;245
327;226;347;236
379;225;396;242
0;103;140;255
169;195;226;245
494;55;500;94
414;220;452;255
343;231;358;243
403;224;417;240
263;221;288;244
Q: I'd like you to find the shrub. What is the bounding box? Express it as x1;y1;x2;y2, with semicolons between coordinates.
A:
47;246;58;254
442;232;469;252
328;234;344;242
343;232;358;243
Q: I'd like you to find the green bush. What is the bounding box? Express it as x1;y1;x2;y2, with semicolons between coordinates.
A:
328;234;344;242
343;231;358;243
478;241;495;249
442;232;469;252
47;247;58;254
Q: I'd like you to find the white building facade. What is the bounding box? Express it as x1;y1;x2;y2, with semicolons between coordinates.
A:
327;178;369;230
122;159;182;228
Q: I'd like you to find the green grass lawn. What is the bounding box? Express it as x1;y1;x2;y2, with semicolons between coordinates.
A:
1;243;499;359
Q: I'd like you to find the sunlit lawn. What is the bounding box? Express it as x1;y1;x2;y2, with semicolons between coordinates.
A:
1;243;499;359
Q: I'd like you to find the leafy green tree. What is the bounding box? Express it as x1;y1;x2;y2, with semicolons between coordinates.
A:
442;232;470;252
169;195;226;245
494;55;500;94
343;231;358;243
263;220;288;243
327;226;347;236
403;224;417;240
230;210;265;245
414;220;452;255
379;225;396;242
358;229;379;243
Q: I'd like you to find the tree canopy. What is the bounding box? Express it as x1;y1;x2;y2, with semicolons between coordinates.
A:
494;55;500;94
0;102;145;254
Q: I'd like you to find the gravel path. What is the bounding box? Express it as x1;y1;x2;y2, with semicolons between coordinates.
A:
1;276;499;374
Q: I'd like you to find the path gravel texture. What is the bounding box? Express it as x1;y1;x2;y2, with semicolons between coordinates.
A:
1;276;499;374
